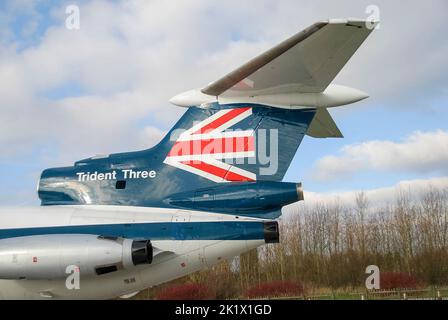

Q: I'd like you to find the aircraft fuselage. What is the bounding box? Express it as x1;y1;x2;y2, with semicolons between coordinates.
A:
0;206;272;299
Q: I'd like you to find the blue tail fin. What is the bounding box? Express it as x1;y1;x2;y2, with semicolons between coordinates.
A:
38;103;315;211
162;103;315;184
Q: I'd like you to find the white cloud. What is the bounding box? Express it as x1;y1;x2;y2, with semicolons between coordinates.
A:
312;130;448;181
283;176;448;213
0;0;279;162
137;126;166;151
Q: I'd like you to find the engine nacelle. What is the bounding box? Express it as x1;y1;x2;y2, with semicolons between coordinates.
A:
0;234;153;280
164;181;304;216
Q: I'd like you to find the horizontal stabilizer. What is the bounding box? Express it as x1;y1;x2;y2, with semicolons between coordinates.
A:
306;108;343;138
202;19;375;97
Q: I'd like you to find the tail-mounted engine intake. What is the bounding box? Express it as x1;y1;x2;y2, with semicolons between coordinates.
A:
0;234;153;280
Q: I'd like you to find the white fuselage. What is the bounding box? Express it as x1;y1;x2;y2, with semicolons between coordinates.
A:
0;205;266;299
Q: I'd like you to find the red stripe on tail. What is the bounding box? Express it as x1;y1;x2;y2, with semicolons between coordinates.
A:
193;107;251;134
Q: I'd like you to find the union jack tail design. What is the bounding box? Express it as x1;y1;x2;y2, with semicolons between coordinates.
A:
164;107;256;183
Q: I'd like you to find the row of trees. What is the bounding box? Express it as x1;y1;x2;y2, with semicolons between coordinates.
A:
258;188;448;290
140;187;448;299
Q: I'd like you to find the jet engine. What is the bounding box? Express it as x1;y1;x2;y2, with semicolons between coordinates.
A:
0;234;153;280
164;181;304;216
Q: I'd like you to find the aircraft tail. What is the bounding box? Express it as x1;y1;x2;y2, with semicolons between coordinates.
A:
160;103;315;185
38;18;376;217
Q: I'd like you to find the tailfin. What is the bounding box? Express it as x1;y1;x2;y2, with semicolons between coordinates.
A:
162;103;315;184
38;103;316;209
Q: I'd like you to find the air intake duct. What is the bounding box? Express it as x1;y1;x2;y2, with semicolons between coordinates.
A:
131;240;153;265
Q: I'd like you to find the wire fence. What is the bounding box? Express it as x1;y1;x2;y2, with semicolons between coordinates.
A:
253;287;448;300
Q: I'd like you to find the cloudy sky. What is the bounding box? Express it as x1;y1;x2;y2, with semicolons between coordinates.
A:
0;0;447;206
